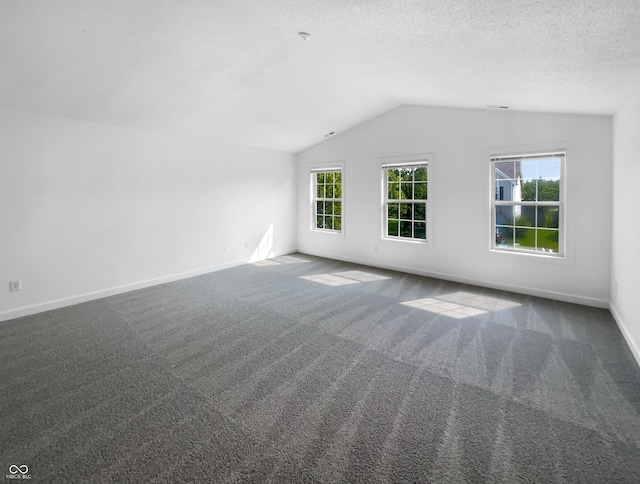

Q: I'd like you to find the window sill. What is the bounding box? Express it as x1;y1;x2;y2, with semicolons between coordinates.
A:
490;247;567;262
382;236;429;245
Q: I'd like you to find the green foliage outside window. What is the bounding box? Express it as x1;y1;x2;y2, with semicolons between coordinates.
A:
493;155;562;255
386;164;428;240
521;179;559;202
314;170;342;231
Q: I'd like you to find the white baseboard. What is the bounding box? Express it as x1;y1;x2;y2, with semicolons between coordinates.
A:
610;303;640;368
0;248;297;323
298;249;610;309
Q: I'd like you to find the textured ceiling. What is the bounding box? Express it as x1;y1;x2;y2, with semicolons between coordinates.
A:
1;0;639;152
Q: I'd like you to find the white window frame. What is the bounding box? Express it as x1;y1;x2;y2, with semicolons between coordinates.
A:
490;151;565;258
311;165;343;234
381;156;432;243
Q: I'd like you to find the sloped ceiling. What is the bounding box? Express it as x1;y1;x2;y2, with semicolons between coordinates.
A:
1;0;639;153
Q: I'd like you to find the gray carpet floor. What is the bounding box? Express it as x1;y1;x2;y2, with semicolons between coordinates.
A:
2;253;640;483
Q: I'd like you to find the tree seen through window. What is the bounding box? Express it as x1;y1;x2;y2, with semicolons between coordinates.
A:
313;169;342;232
385;164;428;240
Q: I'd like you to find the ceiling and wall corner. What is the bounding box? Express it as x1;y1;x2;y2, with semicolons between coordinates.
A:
1;0;639;153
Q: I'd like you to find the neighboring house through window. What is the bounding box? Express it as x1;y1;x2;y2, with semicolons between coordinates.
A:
382;159;429;241
312;167;342;232
492;151;564;256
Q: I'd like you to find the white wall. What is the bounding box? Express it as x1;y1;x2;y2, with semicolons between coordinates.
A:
611;90;640;364
297;105;612;307
0;108;296;321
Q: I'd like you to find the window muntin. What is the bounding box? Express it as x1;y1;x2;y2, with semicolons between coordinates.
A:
383;163;428;241
313;169;342;232
492;152;563;256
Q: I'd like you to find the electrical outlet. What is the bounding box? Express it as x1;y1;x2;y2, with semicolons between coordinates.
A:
9;280;22;292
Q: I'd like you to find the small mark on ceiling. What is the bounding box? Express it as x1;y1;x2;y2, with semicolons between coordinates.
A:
298;32;311;40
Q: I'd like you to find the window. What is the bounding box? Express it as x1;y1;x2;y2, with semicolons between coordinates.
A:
383;162;428;241
492;151;564;256
313;168;342;232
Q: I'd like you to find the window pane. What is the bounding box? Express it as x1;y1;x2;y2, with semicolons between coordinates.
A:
414;203;426;221
325;172;334;184
326;184;334;198
316;216;324;229
334;217;342;231
414;182;427;200
335;183;342;198
400;203;412;220
401;169;413;182
495;206;513;226
537;229;559;253
496;226;514;247
495;181;509;201
414;167;427;181
388;169;400;183
516;206;535;227
324;216;333;230
401;183;413;200
520;180;536;201
316;172;324;183
537;206;559;228
415;222;426;239
538;179;560;201
334;171;342;184
388;220;398;236
316;201;324;215
317;184;325;198
495;161;514;180
388;183;399;200
400;221;412;237
334;202;342;216
325;201;333;215
538;158;561;180
388;203;399;219
515;227;536;250
520;160;537;179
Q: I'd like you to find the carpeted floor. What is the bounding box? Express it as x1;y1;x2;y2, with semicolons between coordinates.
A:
2;253;640;482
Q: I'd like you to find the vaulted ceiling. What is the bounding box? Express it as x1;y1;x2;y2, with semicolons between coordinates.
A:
2;0;639;153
